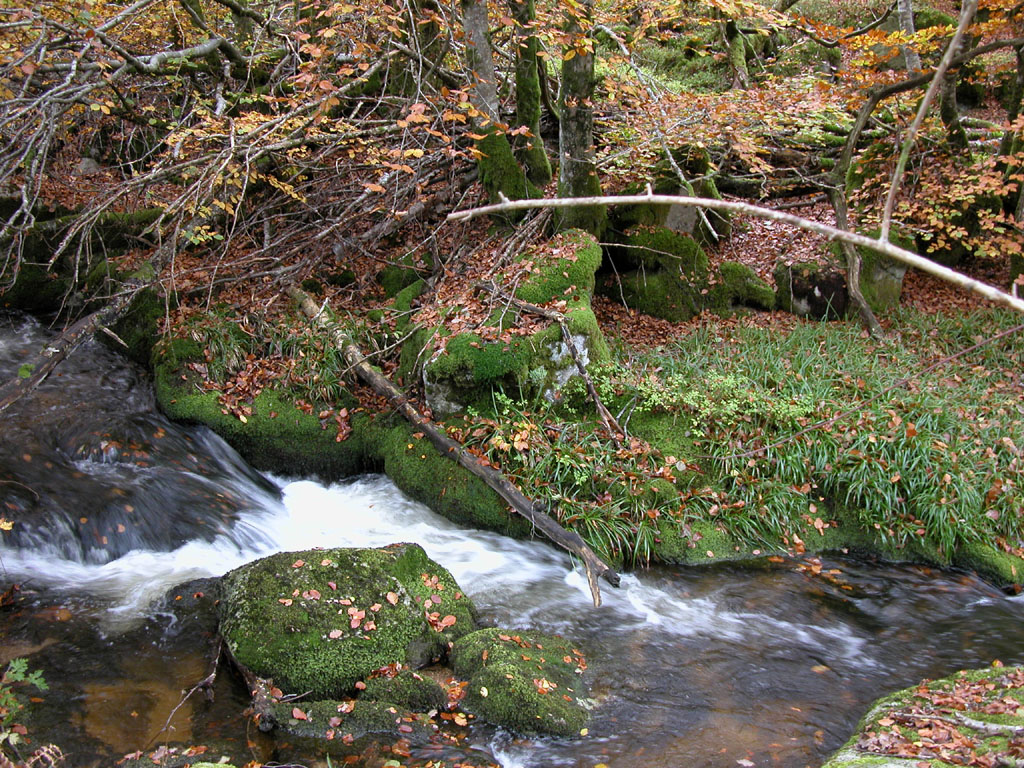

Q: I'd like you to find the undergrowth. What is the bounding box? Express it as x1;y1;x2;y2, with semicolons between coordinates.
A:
456;309;1023;565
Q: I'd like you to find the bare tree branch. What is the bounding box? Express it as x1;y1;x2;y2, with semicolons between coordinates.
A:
447;192;1024;314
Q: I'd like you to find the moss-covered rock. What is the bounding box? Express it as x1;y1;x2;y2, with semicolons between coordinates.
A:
451;628;590;737
821;666;1024;768
152;336;371;478
709;261;775;313
417;230;609;413
270;697;436;743
604;226;710;322
379;421;532;537
829;230;915;313
379;253;425;299
218;544;477;698
361;669;448;712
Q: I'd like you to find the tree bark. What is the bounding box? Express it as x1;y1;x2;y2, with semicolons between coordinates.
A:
461;0;500;123
508;0;552;185
286;286;620;606
557;0;605;236
461;0;533;203
896;0;922;71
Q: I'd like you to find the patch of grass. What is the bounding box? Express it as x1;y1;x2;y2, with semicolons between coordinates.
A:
602;309;1023;559
460;309;1022;573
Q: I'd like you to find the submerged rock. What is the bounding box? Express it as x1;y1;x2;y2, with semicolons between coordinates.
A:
451;627;591;737
822;665;1024;768
218;544;477;698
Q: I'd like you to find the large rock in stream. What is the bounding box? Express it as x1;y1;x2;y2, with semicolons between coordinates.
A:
218;545;593;741
822;665;1024;768
219;544;477;698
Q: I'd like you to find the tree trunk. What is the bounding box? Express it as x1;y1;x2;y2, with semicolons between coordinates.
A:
557;0;605;236
897;0;922;71
940;72;969;150
461;0;533;204
508;0;552;185
461;0;500;123
726;20;750;89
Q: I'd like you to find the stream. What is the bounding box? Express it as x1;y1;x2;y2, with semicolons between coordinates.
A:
2;311;1023;768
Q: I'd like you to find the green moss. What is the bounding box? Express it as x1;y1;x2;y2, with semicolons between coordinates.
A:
915;6;956;28
379;254;423;298
617;270;704;322
822;666;1024;768
272;698;433;742
152;337;369;478
654;519;747;564
451;628;589;737
107;287;166;365
857;230;914;312
477;126;538;205
955;542;1024;588
219;545;477;699
379;422;532;537
514;229;603;305
621;226;708;275
605;227;710;322
419;230;609;409
0;261;71;312
708;261;775;313
361;670;447;712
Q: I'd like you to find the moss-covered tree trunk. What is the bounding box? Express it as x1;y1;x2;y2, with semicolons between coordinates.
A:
725;20;750;90
556;0;605;236
508;0;552;185
461;0;533;203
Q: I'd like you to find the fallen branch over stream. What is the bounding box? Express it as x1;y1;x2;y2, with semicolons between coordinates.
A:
285;286;620;606
447;192;1024;315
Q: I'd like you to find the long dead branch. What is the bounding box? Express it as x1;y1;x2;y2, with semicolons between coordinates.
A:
447;192;1024;315
285;286;620;607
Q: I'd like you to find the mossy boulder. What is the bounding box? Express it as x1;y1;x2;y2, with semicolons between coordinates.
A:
360;669;448;712
271;697;437;745
821;666;1024;768
379;422;532;538
415;230;609;414
828;230;914;313
451;628;590;737
379;253;425;299
152;336;372;478
709;261;775;313
606;226;709;322
218;544;477;698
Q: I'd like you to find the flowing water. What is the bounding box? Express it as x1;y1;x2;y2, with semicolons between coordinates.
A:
2;312;1023;768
